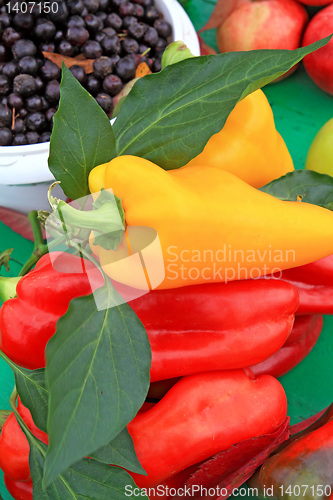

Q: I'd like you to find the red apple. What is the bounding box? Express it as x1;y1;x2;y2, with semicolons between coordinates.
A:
302;3;333;94
217;0;308;79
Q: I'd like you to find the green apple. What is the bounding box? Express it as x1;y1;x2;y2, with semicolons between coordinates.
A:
305;118;333;176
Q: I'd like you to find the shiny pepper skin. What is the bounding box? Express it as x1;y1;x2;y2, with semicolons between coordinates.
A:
249;404;333;499
0;398;47;489
130;279;299;382
128;370;287;488
0;251;103;369
184;89;294;188
89;156;333;290
4;475;33;500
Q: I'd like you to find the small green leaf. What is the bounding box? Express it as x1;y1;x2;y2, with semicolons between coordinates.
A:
0;248;13;273
48;64;116;200
26;433;148;500
91;427;146;475
15;368;48;433
44;287;151;486
114;37;331;169
259;170;333;211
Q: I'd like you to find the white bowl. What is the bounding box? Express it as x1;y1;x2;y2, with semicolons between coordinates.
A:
0;0;200;214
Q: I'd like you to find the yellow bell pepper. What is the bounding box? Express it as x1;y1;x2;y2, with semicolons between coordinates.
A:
89;155;333;290
185;89;294;188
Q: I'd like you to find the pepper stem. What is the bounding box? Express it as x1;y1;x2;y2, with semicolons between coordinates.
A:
48;189;126;252
18;210;48;277
0;276;21;302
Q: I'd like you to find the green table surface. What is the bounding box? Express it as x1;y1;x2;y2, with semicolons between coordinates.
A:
0;2;333;498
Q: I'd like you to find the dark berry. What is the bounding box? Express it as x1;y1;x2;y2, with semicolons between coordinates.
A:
12;133;27;145
0;96;8;106
132;4;144;17
58;40;75;57
19;108;28;119
154;37;167;53
110;54;120;66
2;60;18;80
25;95;44;111
102;74;122;96
47;1;69;23
98;0;109;9
12;39;37;59
54;30;64;43
39;131;51;142
83;0;99;13
85;74;101;95
67;15;86;28
40;59;61;81
102;27;117;37
145;6;159;22
123;16;137;28
13;118;26;134
41;96;49;110
115;54;136;81
122;37;139;54
84;14;103;32
138;43;149;54
152;57;161;72
0;104;11;127
119;2;135;16
0;44;6;62
111;0;127;7
26;130;39;144
154;19;172;38
69;65;87;84
128;22;147;40
69;0;85;15
143;26;158;47
34;19;56;40
96;11;107;24
18;56;38;76
102;35;121;55
8;93;23;110
106;13;122;30
13;74;37;96
13;13;34;30
66;26;89;47
2;27;21;47
0;13;10;29
95;92;113;113
0;73;11;95
34;76;44;93
0;127;12;145
26;111;47;132
39;42;55;53
45;108;56;122
45;80;60;103
134;0;153;6
93;56;113;78
82;40;102;58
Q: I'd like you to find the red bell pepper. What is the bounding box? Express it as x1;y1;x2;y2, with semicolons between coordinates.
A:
130;280;299;381
3;475;33;500
0;398;48;483
270;254;333;315
250;314;323;378
128;369;288;488
248;403;333;499
0;253;299;382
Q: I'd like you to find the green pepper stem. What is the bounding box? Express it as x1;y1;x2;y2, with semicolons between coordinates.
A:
0;410;11;432
18;210;48;277
0;276;21;302
57;199;124;236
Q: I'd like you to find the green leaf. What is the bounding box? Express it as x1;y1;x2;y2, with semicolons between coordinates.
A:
15;367;48;433
113;37;331;169
44;287;151;486
91;427;146;475
27;434;148;500
259;170;333;211
48;64;116;200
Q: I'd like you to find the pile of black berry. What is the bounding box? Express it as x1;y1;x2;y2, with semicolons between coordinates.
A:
0;0;172;146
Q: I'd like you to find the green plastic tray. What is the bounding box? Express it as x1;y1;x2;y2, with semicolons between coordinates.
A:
0;2;333;497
